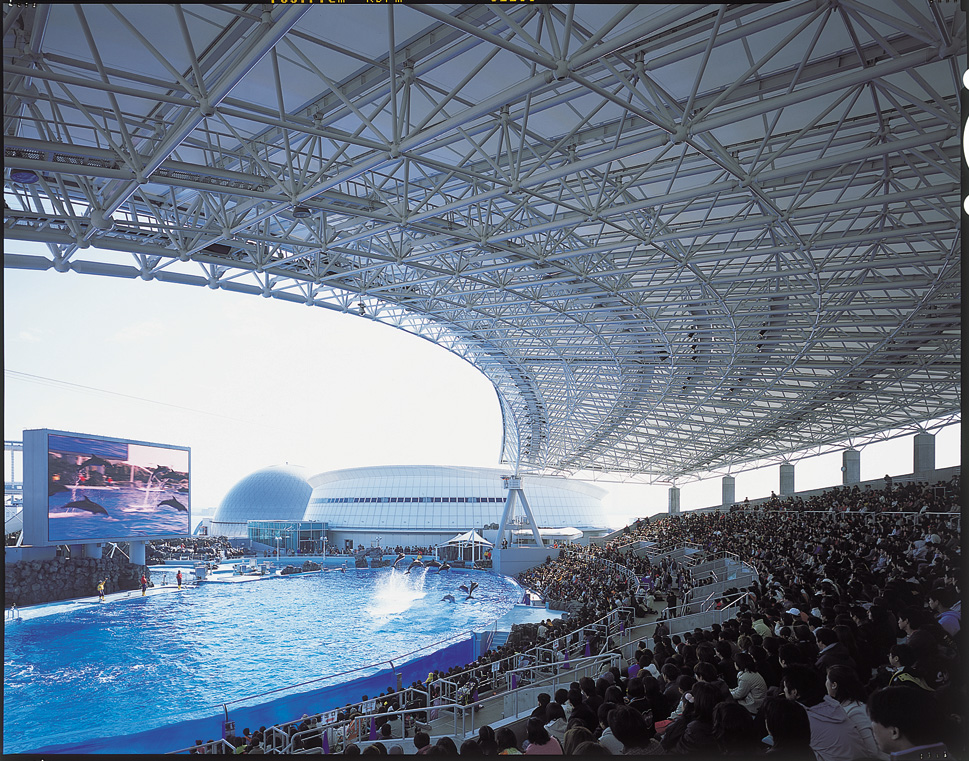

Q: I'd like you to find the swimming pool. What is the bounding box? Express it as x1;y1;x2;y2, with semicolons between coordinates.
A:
3;566;522;753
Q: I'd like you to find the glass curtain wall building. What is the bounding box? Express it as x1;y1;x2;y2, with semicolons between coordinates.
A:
247;520;327;555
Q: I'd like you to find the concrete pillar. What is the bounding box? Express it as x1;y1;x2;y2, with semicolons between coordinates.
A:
779;463;795;496
914;433;935;475
85;543;103;559
842;449;861;485
722;476;736;509
129;541;146;565
668;486;681;515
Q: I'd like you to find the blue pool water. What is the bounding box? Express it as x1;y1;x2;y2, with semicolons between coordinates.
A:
3;567;522;753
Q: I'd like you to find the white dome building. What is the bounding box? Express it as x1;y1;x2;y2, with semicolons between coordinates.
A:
303;465;609;551
210;464;313;537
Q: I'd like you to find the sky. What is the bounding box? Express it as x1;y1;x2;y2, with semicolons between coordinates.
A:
4;243;961;530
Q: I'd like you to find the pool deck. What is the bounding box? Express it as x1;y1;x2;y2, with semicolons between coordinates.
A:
5;579;191;622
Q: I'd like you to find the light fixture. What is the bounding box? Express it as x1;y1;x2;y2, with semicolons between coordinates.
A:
292;205;312;218
10;169;39;184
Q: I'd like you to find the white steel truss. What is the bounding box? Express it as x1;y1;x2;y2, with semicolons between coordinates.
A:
3;3;962;480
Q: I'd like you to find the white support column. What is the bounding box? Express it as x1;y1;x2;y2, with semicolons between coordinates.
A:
779;463;795;496
495;476;544;548
914;433;935;475
721;476;736;509
842;449;861;484
129;540;146;566
668;486;681;515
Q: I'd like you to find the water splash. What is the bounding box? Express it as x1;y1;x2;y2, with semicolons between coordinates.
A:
365;568;427;619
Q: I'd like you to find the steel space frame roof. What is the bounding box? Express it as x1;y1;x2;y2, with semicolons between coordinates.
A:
3;3;962;481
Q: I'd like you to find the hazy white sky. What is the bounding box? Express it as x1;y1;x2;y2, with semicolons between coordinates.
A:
4;243;960;529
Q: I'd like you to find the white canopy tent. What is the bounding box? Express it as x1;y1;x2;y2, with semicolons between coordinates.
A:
439;530;493;563
511;527;582;544
446;530;493;547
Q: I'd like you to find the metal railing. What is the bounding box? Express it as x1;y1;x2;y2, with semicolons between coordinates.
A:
169;738;235;755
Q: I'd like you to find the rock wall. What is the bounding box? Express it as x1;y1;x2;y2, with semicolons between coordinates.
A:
4;555;149;607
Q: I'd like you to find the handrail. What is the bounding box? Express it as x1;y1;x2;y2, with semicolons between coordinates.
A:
267;648;627;754
167;738;234;755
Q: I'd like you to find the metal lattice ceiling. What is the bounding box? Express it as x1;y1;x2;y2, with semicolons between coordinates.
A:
3;3;962;481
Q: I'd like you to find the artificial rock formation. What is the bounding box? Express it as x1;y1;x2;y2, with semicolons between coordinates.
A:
4;555;148;607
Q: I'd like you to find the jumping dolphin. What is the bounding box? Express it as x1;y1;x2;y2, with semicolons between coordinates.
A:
425;559;441;569
437;562;452;573
406;559;424;574
458;581;479;600
49;483;69;497
392;552;406;569
62;497;108;515
442;594;456;603
159;497;188;512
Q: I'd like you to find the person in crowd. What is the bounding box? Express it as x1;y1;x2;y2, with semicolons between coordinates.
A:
638;650;661;679
927;585;960;638
595;702;623;754
607;704;663;755
522;716;562;755
435;736;459;754
460;738;484;755
867;686;950;760
762;697;815;760
896;607;940;663
640;675;671;721
824;664;885;759
781;664;868;761
530;693;551;723
712;701;760;756
669;680;720;755
562;726;595;756
566;689;598;732
730;651;767;716
693;660;733;704
552;689;572;721
543;702;568;745
878;644;932;691
477;725;498;756
495;727;521;755
412;731;431;755
814;627;856;674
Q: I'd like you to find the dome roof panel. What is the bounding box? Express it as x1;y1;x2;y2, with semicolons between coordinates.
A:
212;465;312;524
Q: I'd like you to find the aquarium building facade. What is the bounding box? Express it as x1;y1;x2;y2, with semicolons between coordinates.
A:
212;464;609;550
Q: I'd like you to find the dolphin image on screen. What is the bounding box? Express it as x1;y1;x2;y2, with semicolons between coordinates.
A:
62;497;108;515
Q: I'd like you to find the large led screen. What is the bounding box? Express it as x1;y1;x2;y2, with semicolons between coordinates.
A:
27;430;191;544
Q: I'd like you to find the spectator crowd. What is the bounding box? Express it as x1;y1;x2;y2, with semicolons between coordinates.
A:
191;474;961;758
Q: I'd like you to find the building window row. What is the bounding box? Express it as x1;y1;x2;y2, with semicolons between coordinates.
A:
310;496;506;504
